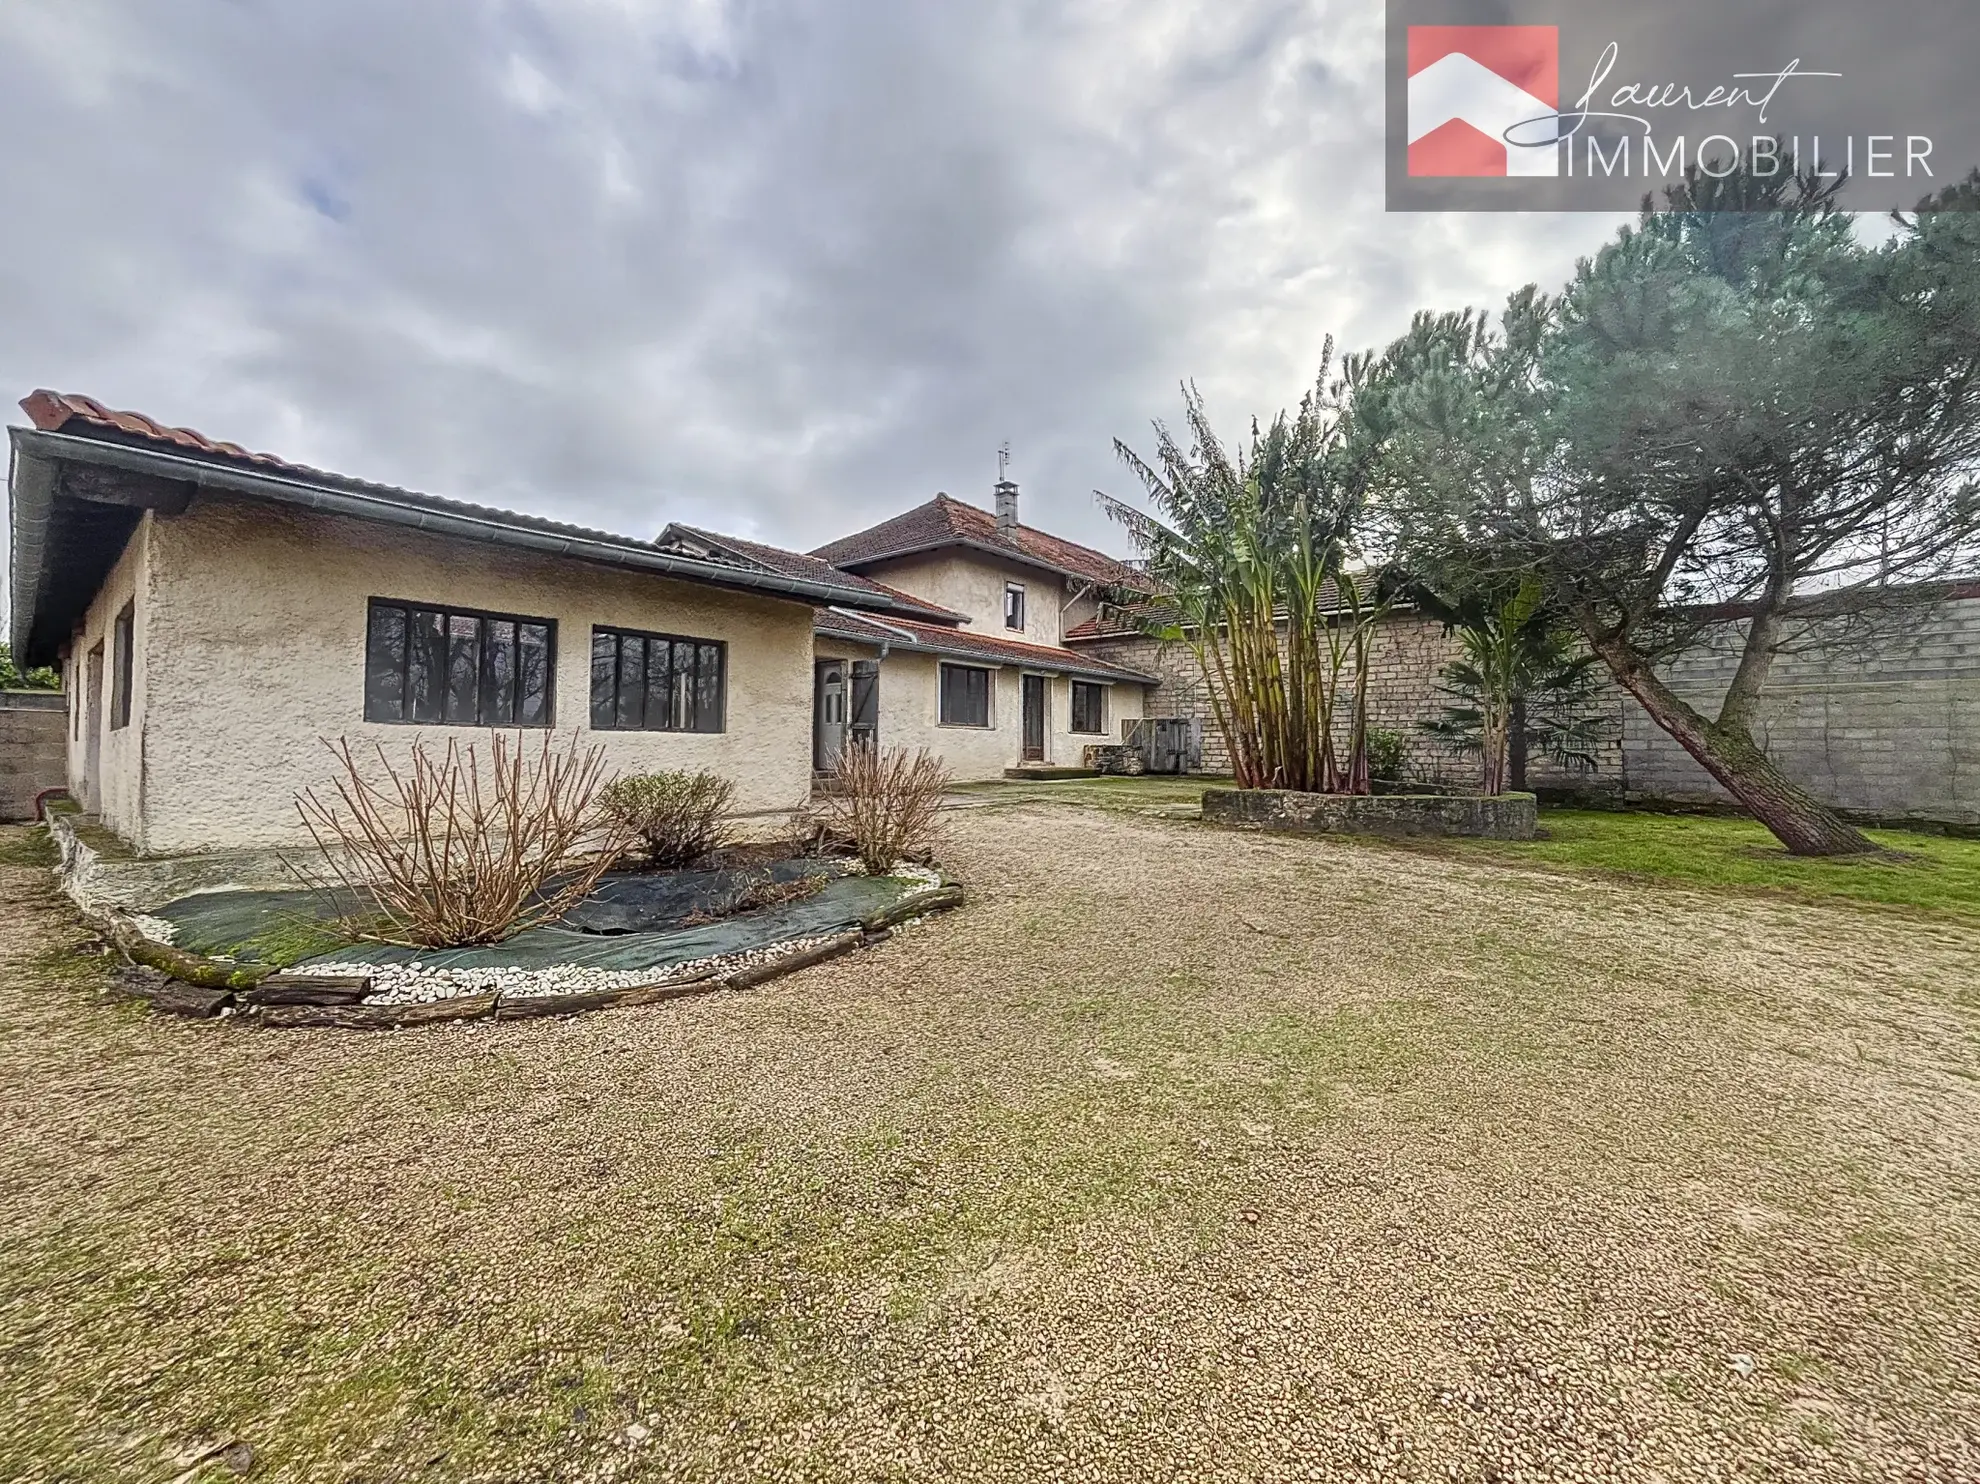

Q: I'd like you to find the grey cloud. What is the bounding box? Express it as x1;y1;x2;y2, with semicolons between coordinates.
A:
0;0;1619;565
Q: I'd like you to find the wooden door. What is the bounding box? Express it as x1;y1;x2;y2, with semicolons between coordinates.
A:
1021;674;1046;762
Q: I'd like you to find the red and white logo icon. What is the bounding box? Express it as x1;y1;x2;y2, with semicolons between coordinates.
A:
1407;26;1560;177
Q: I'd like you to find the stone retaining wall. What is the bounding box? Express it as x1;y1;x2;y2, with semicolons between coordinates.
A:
0;691;66;822
1203;788;1538;841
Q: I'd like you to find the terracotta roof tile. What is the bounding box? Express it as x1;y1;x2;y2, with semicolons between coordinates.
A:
814;608;1158;684
14;391;940;620
661;525;967;624
811;492;1151;591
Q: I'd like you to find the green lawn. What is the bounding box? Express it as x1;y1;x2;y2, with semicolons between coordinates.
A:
1451;808;1980;921
951;777;1980;920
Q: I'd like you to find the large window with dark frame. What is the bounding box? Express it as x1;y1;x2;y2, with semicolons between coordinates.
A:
590;627;726;733
364;599;555;727
938;662;991;727
1070;680;1106;735
110;602;135;730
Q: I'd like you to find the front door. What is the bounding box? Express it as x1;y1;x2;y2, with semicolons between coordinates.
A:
1021;674;1047;762
814;660;847;771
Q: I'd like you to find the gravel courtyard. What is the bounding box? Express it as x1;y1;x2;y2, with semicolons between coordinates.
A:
3;806;1977;1484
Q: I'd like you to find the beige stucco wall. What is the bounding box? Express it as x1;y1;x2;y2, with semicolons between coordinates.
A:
99;492;818;855
818;638;1146;782
66;514;154;839
859;551;1080;648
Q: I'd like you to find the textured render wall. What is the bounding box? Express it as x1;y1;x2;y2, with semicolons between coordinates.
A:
67;516;155;838
134;494;820;854
858;551;1070;647
0;693;67;821
815;640;1147;781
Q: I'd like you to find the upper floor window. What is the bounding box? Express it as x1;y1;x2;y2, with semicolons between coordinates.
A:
939;662;991;727
590;627;726;733
1070;680;1106;735
111;602;134;730
1004;582;1026;631
364;599;554;727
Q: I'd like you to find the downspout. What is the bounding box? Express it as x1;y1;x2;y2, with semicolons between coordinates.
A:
828;606;913;658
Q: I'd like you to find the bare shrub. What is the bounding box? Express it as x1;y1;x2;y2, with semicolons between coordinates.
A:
811;744;950;875
598;770;736;867
295;732;635;949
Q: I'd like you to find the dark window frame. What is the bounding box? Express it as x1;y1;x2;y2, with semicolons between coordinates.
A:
363;597;557;728
938;662;992;728
1070;679;1106;735
110;602;135;731
1004;582;1026;632
589;625;728;734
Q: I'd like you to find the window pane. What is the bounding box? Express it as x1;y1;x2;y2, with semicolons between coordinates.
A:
695;644;723;732
519;624;552;726
482;619;517;725
365;605;408;722
445;613;481;725
409;608;446;724
590;631;618;729
615;633;646;729
671;641;696;729
644;639;673;731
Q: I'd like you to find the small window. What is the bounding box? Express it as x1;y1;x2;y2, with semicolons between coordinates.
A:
364;599;555;727
110;602;135;730
939;663;991;727
1070;680;1105;735
590;627;726;733
1004;583;1025;631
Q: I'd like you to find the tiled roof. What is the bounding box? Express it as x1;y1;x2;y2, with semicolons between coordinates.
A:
23;389;342;480
12;391;941;621
660;525;967;625
815;608;1159;684
811;493;1151;591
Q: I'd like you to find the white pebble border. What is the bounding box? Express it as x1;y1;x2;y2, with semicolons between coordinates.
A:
129;914;179;945
292;863;948;1008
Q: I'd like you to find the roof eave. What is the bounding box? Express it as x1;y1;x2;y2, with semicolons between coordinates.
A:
829;534;1136;590
814;614;1158;685
9;428;943;630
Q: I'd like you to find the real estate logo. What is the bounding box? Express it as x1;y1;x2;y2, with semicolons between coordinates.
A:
1406;25;1560;177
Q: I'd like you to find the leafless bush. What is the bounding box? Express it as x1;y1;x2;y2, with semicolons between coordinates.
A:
295;732;635;948
678;868;827;926
598;770;736;867
811;743;949;875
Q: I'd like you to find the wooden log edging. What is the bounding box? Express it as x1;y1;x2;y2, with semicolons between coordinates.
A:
98;882;966;1030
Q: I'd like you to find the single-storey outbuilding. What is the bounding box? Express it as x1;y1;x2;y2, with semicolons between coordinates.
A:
6;392;949;854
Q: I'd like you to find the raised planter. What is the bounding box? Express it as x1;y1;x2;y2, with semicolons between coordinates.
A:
1202;788;1537;841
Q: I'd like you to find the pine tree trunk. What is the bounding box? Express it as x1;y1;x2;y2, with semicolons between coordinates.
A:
1596;643;1875;856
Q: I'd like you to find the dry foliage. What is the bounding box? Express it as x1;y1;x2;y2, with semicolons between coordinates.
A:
812;743;949;875
678;869;828;927
295;732;635;948
598;770;736;867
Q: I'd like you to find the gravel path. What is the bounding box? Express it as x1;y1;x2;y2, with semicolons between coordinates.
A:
1;810;1975;1483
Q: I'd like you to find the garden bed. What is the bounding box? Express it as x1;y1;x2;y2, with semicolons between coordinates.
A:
1202;787;1538;841
44;814;961;1027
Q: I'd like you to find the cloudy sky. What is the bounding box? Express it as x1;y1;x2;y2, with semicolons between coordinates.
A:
0;0;1619;559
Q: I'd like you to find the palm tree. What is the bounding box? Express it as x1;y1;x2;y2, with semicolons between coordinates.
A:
1100;352;1389;793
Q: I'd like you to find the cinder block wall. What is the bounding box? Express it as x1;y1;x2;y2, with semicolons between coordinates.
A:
0;692;68;822
1073;591;1980;828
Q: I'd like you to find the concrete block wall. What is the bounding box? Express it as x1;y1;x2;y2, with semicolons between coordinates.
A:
1071;590;1980;828
0;691;68;821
